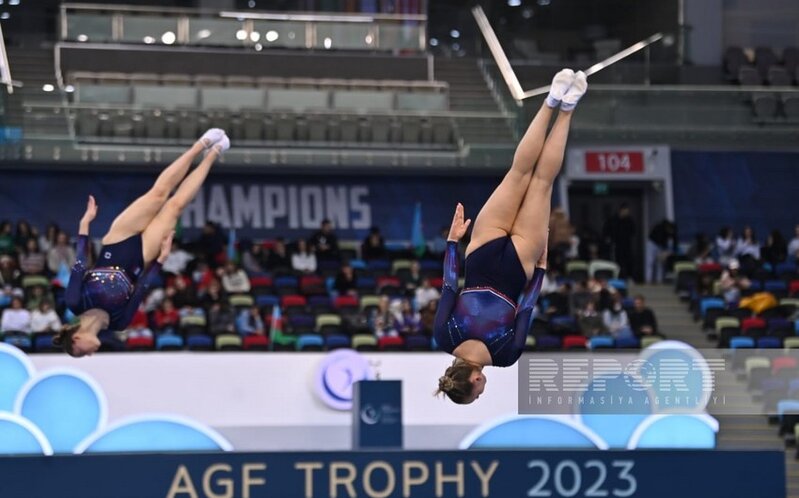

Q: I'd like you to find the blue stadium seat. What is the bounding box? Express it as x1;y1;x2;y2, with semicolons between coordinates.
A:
607;279;627;293
589;336;615;350
730;336;755;349
156;334;184;351
186;334;213;351
256;294;280;309
4;333;32;352
33;333;58;353
757;336;782;349
700;297;725;318
404;335;431;351
324;334;350;350
535;335;562;350
297;334;324;351
615;336;640;348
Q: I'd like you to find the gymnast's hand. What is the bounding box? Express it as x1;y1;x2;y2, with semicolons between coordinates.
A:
79;195;98;234
157;231;175;264
447;203;472;242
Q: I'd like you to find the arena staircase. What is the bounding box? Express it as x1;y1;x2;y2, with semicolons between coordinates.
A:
4;45;70;139
631;283;799;497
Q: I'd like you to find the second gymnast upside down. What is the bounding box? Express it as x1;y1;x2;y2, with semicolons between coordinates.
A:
434;69;588;404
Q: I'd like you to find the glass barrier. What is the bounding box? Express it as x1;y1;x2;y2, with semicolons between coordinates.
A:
60;5;427;52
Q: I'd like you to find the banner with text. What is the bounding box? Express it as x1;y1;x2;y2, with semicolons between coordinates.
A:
0;449;784;498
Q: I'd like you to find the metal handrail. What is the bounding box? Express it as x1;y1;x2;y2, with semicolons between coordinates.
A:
0;23;21;94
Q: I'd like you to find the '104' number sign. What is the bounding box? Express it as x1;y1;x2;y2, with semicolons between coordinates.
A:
585;151;644;174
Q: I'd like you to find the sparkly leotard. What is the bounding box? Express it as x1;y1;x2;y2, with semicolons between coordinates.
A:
433;241;545;367
65;235;161;331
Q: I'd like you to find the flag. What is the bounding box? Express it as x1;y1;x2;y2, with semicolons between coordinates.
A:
56;261;71;287
269;304;282;351
227;228;236;262
411;202;426;258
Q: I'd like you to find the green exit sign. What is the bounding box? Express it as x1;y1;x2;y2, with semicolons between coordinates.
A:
593;182;609;195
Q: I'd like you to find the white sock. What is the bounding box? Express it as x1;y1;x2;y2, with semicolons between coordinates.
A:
545;69;575;108
561;71;588;111
200;128;226;148
212;134;230;154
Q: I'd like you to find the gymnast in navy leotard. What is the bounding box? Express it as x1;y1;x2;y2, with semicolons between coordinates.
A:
55;129;230;357
433;69;587;404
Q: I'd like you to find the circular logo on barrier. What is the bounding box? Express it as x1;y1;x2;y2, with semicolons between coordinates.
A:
360;404;382;425
314;350;373;411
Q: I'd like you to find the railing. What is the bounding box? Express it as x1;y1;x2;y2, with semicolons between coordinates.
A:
60;3;427;52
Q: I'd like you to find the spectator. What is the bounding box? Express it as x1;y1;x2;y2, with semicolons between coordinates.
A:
191;260;215;292
419;299;437;334
125;305;153;341
25;286;53;312
30;300;62;334
220;262;251;294
428;226;449;258
761;229;788;267
361;226;387;261
646;219;677;284
308;219;339;261
402;260;423;297
577;225;601;261
0;255;20;288
735;226;760;262
570;280;593;314
334;263;358;296
196;222;226;267
291;239;317;274
789;225;799;261
689;233;714;264
18;238;46;275
720;259;750;304
267;238;291;272
0;221;14;256
578;300;606;336
38;223;59;253
394;298;422;336
372;296;397;338
14;220;32;252
628;295;658;337
541;268;559;295
208;303;236;336
167;275;199;310
153;298;180;333
602;294;634;340
602;204;636;279
47;231;76;274
200;278;227;309
162;239;194;275
415;278;440;309
240;241;266;274
1;296;31;333
545;281;572;316
237;306;265;335
715;226;737;266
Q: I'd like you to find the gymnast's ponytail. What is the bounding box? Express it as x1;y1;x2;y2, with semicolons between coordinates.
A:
53;321;80;357
434;359;477;404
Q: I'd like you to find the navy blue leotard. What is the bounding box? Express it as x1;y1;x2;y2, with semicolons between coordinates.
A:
65;234;161;331
433;240;545;367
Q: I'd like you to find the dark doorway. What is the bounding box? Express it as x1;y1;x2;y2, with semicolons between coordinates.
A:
568;182;645;282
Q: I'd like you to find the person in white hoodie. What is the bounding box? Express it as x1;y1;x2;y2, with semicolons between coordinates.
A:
30;300;62;333
1;297;31;333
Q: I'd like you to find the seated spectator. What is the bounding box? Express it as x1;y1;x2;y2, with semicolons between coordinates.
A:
25;286;53;311
545;282;571;316
18;238;46;275
240;240;266;274
291;239;317;274
720;259;750;304
1;296;31;333
237;306;265;335
394;298;422;336
789;225;799;261
415;278;440;310
715;227;737;266
196;222;226;268
308;219;339;261
220;262;251;294
602;294;634;340
689;233;714;264
628;295;659;337
372;296;397;338
419;299;437;335
168;275;199;310
30;300;61;334
47;231;76;274
200;278;227;309
361;227;387;261
761;229;788;267
578;300;606;336
0;255;21;288
125;305;153;340
208;303;236;336
334;263;358;296
38;223;59;254
191;260;215;292
0;221;14;256
570;281;593;314
735;226;760;262
14;221;33;253
267;238;291;272
541;268;559;295
162;240;194;275
401;260;423;297
153;298;180;333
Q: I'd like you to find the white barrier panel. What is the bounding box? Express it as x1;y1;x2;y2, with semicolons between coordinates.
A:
29;353;520;450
